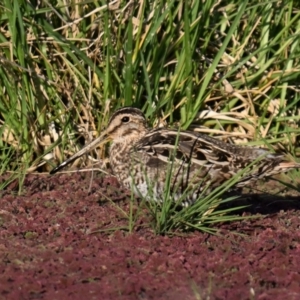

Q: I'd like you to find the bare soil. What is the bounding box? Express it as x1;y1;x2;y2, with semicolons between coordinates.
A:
1;171;300;300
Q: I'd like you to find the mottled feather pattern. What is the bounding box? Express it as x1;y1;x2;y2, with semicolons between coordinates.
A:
50;107;300;205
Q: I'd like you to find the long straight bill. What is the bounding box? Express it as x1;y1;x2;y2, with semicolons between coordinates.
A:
50;132;109;174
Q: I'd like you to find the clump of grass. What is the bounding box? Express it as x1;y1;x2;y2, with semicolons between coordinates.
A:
135;145;274;235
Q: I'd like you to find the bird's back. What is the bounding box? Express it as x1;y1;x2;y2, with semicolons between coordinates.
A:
122;128;300;203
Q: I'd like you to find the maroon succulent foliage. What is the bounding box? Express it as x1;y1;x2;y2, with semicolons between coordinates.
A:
0;172;300;300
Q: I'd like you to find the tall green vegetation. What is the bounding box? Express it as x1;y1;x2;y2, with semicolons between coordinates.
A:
0;0;299;231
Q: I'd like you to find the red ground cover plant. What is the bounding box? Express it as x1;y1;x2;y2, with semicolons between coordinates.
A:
0;172;300;299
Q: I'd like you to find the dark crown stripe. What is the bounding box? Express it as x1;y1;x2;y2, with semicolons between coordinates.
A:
110;107;145;119
107;107;146;126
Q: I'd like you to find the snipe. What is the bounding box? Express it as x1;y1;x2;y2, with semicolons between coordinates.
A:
50;107;300;205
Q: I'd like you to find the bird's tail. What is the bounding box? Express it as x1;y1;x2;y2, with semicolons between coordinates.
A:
273;160;300;173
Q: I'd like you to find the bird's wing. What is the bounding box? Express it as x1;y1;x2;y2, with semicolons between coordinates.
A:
132;128;297;186
133;128;266;167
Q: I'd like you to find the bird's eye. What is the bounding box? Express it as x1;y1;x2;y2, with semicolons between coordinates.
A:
121;116;130;123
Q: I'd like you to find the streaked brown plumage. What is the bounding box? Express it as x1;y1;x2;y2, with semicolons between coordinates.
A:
50;107;300;205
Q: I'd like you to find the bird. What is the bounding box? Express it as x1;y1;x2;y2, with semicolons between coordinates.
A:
50;107;300;205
